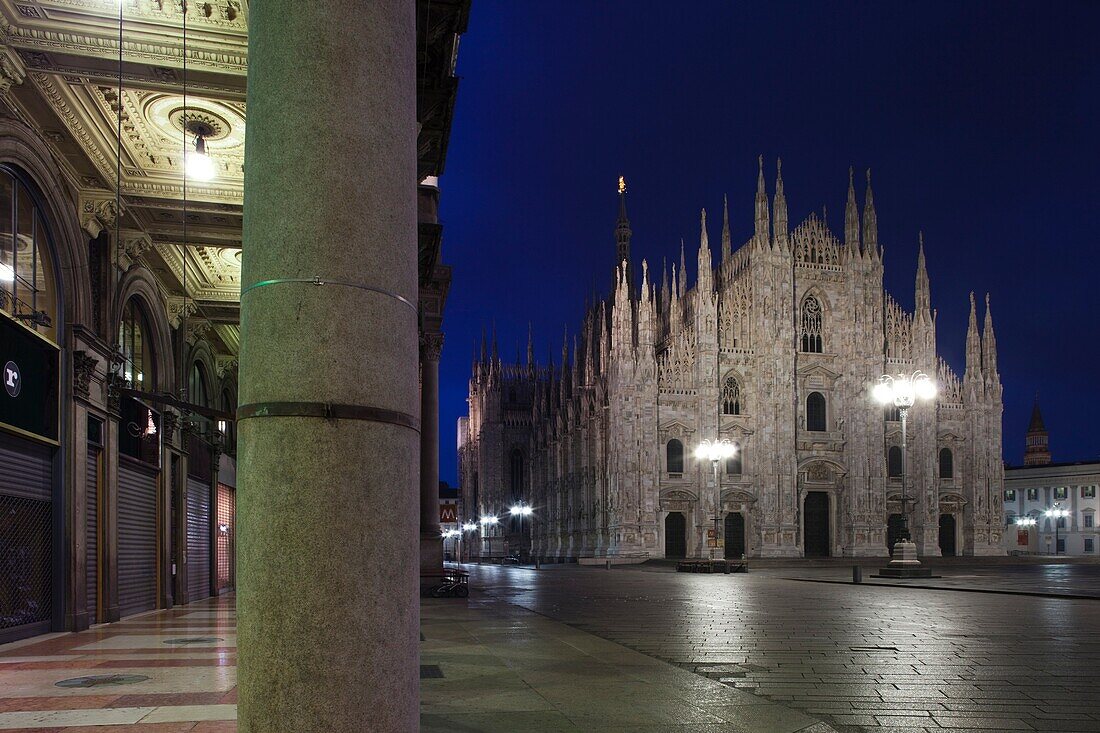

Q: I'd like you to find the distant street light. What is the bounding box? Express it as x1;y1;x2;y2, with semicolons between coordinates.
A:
872;371;936;577
1044;504;1070;555
479;514;500;560
695;439;737;560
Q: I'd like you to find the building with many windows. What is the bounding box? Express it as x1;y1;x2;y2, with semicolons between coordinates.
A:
1003;401;1099;555
460;161;1006;561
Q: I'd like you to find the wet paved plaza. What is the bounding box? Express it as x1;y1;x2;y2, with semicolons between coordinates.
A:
471;561;1100;732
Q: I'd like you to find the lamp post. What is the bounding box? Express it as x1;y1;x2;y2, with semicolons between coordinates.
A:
460;522;478;563
509;502;534;563
695;439;737;561
479;514;499;561
872;370;936;577
1043;504;1070;555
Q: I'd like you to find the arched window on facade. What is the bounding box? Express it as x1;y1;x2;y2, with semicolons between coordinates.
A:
726;442;742;475
509;449;524;501
721;376;741;415
806;392;826;432
887;446;903;478
800;295;823;353
666;439;684;474
118;298;155;392
0;167;58;342
884;405;900;422
939;448;954;479
189;362;209;407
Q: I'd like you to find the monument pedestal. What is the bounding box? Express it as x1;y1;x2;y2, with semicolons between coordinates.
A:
873;540;936;578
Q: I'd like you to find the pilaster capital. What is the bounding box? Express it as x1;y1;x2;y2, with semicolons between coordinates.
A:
215;355;238;378
0;43;26;96
72;350;98;400
420;332;444;362
165;296;197;329
118;229;154;265
186;317;212;343
79;194;121;238
162;409;179;444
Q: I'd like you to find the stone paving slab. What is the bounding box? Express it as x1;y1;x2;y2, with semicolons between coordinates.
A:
467;563;1100;732
421;595;837;732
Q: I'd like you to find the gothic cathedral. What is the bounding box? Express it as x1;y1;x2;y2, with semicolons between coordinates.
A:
460;159;1005;560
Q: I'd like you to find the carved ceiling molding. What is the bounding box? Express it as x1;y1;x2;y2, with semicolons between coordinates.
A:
213;323;238;352
29;73;244;205
29;70;114;179
151;239;240;302
0;10;248;74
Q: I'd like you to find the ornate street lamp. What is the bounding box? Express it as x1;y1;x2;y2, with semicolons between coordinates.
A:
509;502;535;563
1044;504;1070;555
872;370;936;577
695;439;737;560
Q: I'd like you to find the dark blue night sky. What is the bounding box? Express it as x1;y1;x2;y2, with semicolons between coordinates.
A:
437;1;1100;485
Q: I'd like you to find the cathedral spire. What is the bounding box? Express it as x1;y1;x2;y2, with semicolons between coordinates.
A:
772;157;788;251
721;194;732;262
862;168;879;258
964;292;982;383
480;327;487;365
981;293;999;380
678;238;687;297
915;233;931;321
527;322;534;368
844;166;860;253
754;154;770;245
615;175;633;296
697;208;713;293
661;257;670;312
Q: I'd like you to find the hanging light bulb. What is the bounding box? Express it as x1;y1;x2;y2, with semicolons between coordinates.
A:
186;133;216;181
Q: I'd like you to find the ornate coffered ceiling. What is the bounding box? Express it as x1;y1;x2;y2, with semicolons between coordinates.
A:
1;0;247;355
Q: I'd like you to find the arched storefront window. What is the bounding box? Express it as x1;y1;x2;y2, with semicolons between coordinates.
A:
0;167;57;342
118;299;155;391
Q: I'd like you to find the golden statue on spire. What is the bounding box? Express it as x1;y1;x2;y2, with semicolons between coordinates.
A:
618;175;626;195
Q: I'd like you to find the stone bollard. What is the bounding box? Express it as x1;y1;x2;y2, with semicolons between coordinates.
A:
606;559;612;571
853;565;862;584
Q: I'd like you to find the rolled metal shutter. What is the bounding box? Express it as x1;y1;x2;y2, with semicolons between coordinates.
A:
117;462;157;617
215;484;235;594
85;447;99;621
0;431;53;638
187;477;211;602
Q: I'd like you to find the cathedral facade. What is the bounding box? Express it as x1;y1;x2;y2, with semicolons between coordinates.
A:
459;160;1005;560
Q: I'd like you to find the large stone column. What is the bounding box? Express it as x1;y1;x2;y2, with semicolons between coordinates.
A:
237;3;419;731
420;334;443;586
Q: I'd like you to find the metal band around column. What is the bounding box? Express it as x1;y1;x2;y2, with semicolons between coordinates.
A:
240;277;418;314
236;402;420;433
